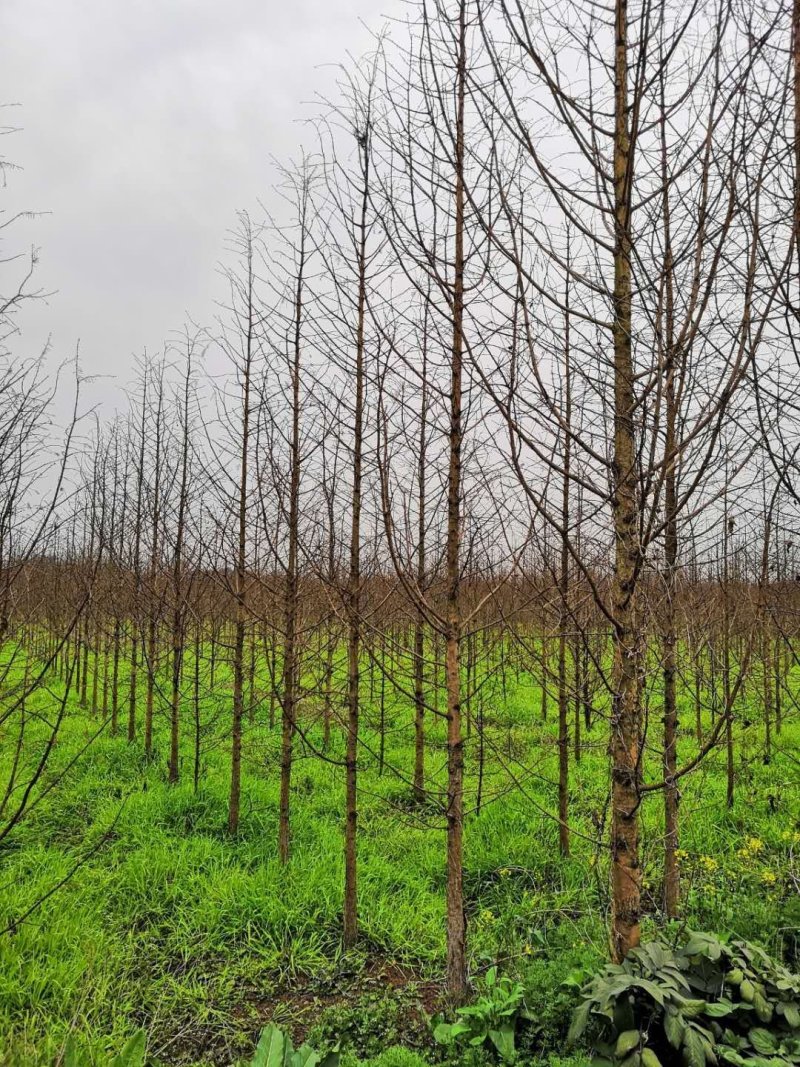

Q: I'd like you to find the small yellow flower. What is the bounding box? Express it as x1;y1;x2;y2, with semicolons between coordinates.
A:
761;870;777;886
747;837;765;854
700;856;718;873
524;943;533;955
675;849;689;863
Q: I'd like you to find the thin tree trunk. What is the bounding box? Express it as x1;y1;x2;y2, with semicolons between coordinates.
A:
194;622;202;791
169;348;192;785
343;130;370;947
278;197;307;862
413;337;429;800
661;106;680;919
444;0;468;1002
557;261;572;857
609;0;644;962
228;224;256;836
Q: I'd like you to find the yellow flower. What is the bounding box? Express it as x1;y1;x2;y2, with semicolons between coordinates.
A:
746;837;765;854
524;943;533;955
700;856;718;873
761;870;777;886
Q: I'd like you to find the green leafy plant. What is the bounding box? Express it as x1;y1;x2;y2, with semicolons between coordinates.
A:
433;966;531;1062
241;1023;340;1067
513;957;597;1057
306;993;410;1059
62;1030;148;1067
569;932;800;1067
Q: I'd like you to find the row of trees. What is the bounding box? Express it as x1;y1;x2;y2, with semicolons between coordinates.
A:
3;0;800;1003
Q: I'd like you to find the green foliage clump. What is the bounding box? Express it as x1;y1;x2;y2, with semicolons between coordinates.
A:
517;944;602;1055
239;1023;339;1067
433;966;530;1062
569;932;800;1067
356;1050;431;1067
61;1029;148;1067
307;994;406;1061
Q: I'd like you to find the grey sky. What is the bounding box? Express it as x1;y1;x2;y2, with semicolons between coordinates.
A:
1;0;399;412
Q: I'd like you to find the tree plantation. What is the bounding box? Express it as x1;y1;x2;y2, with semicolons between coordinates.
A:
3;0;800;1063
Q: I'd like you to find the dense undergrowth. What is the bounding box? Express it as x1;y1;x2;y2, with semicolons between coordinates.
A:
0;646;798;1065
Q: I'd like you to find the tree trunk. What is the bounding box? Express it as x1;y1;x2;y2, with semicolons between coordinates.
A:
609;0;643;962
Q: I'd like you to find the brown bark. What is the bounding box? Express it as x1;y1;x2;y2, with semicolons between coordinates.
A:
169;346;192;787
413;336;428;800
444;0;468;1004
228;222;256;835
609;0;643;963
557;270;572;857
660;93;680;919
145;376;164;759
343;125;370;948
278;194;307;862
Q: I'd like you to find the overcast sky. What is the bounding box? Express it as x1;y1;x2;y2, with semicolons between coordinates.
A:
1;0;400;412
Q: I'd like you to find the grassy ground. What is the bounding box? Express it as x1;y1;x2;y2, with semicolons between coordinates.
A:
0;643;799;1065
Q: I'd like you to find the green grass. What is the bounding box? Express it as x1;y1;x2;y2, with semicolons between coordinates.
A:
0;638;798;1064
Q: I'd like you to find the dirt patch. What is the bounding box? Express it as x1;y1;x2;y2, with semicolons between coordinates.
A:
236;957;445;1045
146;955;445;1066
